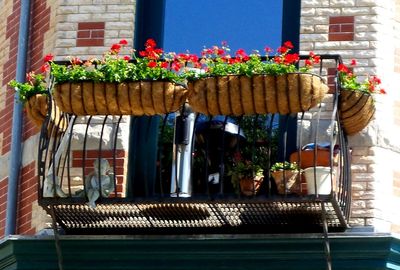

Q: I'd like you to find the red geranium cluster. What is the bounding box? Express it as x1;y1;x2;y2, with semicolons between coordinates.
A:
338;60;386;95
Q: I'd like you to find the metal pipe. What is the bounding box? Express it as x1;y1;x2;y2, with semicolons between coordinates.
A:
5;0;31;236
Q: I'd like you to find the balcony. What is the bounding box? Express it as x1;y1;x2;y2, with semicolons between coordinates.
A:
37;55;351;235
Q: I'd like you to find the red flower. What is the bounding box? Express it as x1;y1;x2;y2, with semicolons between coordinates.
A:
110;43;121;53
177;53;190;61
379;88;386;94
274;56;283;64
71;57;82;65
305;59;312;67
145;38;156;48
171;61;181;72
277;46;288;54
338;64;349;73
43;54;53;62
139;51;147;57
119;39;128;45
264;47;273;53
189;54;199;63
350;59;357;66
147;61;157;68
160;62;169;69
40;63;50;73
284;53;299;65
217;48;225;55
284;41;294;49
123;55;130;61
313;55;320;64
26;72;34;82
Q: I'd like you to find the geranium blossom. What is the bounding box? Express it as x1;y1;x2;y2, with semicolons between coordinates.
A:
338;61;385;95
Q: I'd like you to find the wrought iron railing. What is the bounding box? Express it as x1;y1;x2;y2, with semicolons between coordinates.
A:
37;55;351;235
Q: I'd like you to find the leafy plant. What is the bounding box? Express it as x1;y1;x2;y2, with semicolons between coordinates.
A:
49;39;195;84
183;41;321;80
8;72;47;103
270;161;299;172
338;60;386;95
228;160;264;192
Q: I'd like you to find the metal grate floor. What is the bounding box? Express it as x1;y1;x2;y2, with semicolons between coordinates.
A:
46;201;348;234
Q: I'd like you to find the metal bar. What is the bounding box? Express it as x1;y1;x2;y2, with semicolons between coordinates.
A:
321;203;332;270
82;116;93;197
50;205;64;270
113;115;123;198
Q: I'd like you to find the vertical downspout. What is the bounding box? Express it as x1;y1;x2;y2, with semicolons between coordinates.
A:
5;0;31;236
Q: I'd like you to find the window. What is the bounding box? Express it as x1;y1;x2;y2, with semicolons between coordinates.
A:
129;0;301;195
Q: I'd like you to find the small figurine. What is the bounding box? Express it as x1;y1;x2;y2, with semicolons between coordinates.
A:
85;158;115;208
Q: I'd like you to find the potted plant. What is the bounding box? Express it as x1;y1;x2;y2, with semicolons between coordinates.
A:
338;60;386;135
48;39;190;116
270;161;301;195
184;41;329;116
8;66;65;130
229;160;264;196
303;166;336;195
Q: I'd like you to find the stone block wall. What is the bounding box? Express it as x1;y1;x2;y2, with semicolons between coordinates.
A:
53;0;135;59
300;0;400;232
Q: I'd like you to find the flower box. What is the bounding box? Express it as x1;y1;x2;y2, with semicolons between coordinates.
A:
187;73;328;116
25;93;65;132
25;94;48;127
339;89;375;135
53;81;188;116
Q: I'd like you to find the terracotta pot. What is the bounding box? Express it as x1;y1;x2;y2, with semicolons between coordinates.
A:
339;89;375;135
187;73;329;116
271;170;301;195
239;175;264;196
290;149;339;169
53;81;188;116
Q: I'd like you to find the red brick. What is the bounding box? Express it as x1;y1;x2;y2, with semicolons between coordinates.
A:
329;24;340;33
77;38;104;47
91;30;104;38
77;30;90;38
329;33;354;41
17;222;32;234
78;22;105;30
341;24;354;32
329;16;354;24
73;150;126;159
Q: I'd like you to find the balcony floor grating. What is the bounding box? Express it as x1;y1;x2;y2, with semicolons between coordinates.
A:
44;200;347;235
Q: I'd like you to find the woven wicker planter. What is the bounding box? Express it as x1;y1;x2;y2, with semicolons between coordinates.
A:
187;73;329;116
339;89;375;135
25;94;66;132
53;81;188;116
25;94;48;127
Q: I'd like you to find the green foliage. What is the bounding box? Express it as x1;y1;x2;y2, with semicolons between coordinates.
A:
183;41;320;81
270;161;299;172
8;72;47;104
50;39;185;85
338;62;385;95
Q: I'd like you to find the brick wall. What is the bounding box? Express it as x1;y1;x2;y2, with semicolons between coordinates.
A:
300;0;400;232
16;161;37;235
0;178;8;236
